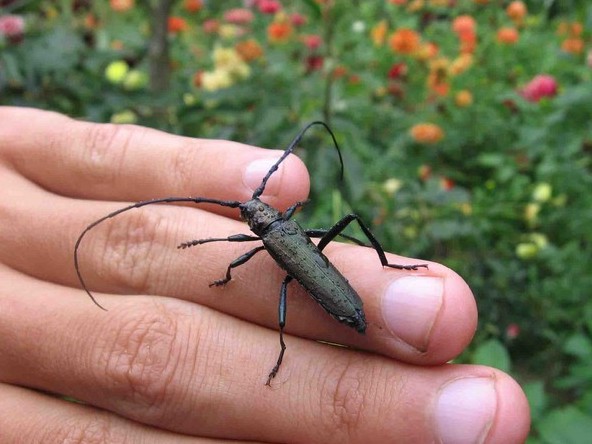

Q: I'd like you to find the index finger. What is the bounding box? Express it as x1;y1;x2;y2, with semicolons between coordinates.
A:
0;107;310;215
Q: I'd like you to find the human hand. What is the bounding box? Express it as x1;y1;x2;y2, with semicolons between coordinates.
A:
0;107;529;443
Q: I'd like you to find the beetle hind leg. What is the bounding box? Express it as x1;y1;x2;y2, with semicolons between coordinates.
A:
266;275;293;386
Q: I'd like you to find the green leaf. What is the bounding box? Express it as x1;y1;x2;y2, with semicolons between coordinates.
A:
539;407;592;444
523;380;547;423
564;334;592;360
471;339;511;372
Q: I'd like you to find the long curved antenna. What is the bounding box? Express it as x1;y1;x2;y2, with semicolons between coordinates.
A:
252;121;344;199
74;196;242;310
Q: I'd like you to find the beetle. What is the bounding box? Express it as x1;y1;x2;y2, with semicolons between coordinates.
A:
74;121;428;385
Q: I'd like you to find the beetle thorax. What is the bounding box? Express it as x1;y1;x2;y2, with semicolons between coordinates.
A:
240;198;283;235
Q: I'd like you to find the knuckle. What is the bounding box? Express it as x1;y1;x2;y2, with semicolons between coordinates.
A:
318;358;369;441
51;415;114;444
97;303;187;420
79;122;141;188
95;207;170;295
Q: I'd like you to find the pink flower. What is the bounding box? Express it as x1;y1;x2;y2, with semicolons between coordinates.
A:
302;34;322;50
0;15;25;41
290;13;307;26
258;0;281;14
506;323;520;339
520;74;558;102
224;8;254;25
202;19;219;34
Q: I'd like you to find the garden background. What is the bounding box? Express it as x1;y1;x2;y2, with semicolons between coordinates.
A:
1;0;591;441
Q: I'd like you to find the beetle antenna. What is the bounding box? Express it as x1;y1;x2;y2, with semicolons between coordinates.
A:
252;121;344;199
75;196;241;310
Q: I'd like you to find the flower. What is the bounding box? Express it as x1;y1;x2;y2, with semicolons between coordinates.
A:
520;74;558;102
184;0;203;12
389;28;421;54
410;123;444;144
258;0;281;14
532;183;552;202
440;177;455;191
235;39;264;62
497;27;519;45
110;0;134;12
267;21;293;43
455;90;473;107
388;62;407;79
302;34;322;50
105;60;130;84
224;8;254;25
561;38;584;54
202;69;233;92
168;16;188;33
506;1;527;25
0;15;24;41
203;19;219;34
506;323;521;339
449;53;473;75
516;242;538;260
452;15;476;37
371;20;388;46
290;13;307;27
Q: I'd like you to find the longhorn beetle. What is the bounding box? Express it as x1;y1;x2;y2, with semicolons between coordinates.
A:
74;121;428;385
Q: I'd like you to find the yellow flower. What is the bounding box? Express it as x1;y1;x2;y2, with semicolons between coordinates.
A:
450;53;473;75
371;20;388;46
201;69;233;92
532;183;552;203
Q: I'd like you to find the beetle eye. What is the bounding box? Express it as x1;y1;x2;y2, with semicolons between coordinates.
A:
258;205;264;211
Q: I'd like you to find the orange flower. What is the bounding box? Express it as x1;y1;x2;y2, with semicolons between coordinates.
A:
561;38;584;54
570;22;583;36
416;42;439;60
184;0;203;12
497;27;519;44
410;123;444;144
452;15;476;37
110;0;134;12
267;21;293;44
455;90;473;107
506;1;527;24
450;53;473;75
371;20;388;46
389;28;421;54
459;32;477;54
235;39;264;62
168;17;188;33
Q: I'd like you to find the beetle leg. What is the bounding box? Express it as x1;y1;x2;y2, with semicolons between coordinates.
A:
306;229;368;247
178;234;260;249
282;200;309;219
266;275;293;386
316;214;429;270
209;245;266;287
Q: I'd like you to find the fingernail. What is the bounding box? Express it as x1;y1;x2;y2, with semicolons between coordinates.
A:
382;276;443;351
243;157;282;196
435;377;497;444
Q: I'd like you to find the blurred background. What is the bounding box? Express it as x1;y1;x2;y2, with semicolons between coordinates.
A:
1;0;591;440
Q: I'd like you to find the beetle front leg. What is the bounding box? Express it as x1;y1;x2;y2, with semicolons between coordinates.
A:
177;233;261;249
316;214;428;270
266;275;293;386
210;245;266;287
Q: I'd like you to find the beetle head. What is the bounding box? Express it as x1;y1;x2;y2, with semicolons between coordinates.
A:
240;199;282;235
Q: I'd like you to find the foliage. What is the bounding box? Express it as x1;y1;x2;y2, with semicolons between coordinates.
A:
2;0;592;439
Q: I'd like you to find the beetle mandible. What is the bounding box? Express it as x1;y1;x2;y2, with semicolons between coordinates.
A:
74;121;428;385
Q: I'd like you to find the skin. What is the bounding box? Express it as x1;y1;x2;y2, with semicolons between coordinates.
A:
0;107;530;443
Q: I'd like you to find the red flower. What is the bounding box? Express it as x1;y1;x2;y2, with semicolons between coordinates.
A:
168;16;188;33
520;74;558;102
203;19;219;34
388;62;407;79
258;0;281;14
306;55;324;71
184;0;203;12
506;323;520;339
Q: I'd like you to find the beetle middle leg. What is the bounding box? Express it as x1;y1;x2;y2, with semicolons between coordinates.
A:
177;234;265;286
316;214;429;270
266;274;293;386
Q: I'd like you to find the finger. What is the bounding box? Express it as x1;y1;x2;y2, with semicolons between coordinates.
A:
1;174;475;365
0;106;310;214
0;384;243;443
0;271;530;444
